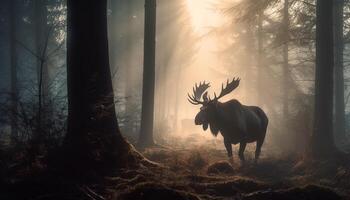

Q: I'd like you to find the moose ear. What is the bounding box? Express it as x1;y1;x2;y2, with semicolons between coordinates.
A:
203;91;209;102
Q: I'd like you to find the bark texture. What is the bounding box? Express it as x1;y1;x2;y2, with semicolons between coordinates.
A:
312;0;336;158
334;0;346;142
9;0;18;142
64;0;133;175
139;0;157;147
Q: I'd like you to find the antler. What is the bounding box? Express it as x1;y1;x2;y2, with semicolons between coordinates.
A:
187;81;210;105
213;77;240;101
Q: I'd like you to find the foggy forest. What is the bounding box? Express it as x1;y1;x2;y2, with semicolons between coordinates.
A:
0;0;350;199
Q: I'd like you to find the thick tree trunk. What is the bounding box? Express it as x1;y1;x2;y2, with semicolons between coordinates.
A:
9;0;18;143
311;0;336;158
138;0;156;147
334;0;346;142
64;0;132;175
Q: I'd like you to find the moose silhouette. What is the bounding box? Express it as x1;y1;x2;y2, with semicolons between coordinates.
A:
188;78;268;164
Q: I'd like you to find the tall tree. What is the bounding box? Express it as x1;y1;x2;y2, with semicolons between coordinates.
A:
109;0;121;71
334;0;345;142
64;0;135;175
311;0;336;157
34;0;50;107
31;0;49;152
9;0;18;142
257;12;264;105
139;0;156;147
282;0;289;119
124;0;137;133
242;24;255;104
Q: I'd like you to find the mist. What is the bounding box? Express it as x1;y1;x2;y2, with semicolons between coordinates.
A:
106;0;324;156
2;0;350;198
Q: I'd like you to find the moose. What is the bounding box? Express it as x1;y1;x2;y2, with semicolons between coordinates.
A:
188;78;268;164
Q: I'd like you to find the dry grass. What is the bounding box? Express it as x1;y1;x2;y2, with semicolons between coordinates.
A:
128;136;350;200
1;132;349;200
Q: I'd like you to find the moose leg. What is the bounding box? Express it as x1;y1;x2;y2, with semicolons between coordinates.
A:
238;142;246;162
224;140;232;157
255;139;264;164
224;139;233;164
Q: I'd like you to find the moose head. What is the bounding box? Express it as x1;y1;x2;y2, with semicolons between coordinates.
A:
187;78;240;135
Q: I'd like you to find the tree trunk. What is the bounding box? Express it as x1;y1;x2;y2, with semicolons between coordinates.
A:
173;66;183;132
28;0;50;156
124;0;136;133
334;0;345;142
109;0;121;71
243;24;254;104
9;0;18;143
139;0;156;147
34;0;49;107
311;0;336;158
282;0;289;119
257;12;264;105
64;0;133;175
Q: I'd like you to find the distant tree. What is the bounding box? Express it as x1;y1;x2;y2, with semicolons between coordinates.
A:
9;0;18;143
124;0;138;133
109;0;143;135
155;0;176;124
153;0;196;133
257;11;264;106
34;0;49;104
229;0;274;106
311;0;336;157
334;0;346;142
158;0;195;128
227;0;322;153
282;0;289;119
109;0;121;72
64;0;138;175
30;0;50;153
139;0;156;148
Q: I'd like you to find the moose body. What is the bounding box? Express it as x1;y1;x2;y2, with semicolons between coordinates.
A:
188;78;268;163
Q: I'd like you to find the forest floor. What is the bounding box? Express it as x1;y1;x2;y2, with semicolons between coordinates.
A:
110;133;350;200
1;133;350;200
